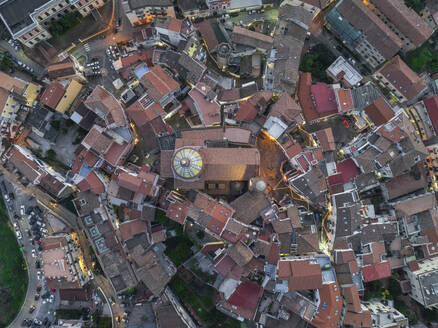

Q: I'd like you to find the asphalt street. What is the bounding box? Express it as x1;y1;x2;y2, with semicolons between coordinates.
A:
1;178;58;328
0;165;78;230
0;40;44;77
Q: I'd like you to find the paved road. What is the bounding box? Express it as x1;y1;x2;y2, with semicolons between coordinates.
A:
1;178;58;328
0;165;79;230
0;40;44;77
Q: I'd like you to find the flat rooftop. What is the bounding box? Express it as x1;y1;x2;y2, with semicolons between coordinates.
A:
0;0;48;35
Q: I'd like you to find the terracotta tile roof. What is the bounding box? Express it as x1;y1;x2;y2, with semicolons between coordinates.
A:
394;193;436;217
196;20;219;51
336;88;354;111
0;71;26;94
227;241;254;267
47;61;76;79
104;140;131;167
235;100;258;122
231;25;273;51
6;146;41;183
41;82;65;110
337;0;402;59
362;261;391;282
364;97;394;126
370;0;433;47
82;126;113;154
343;284;362;313
77;171;105;194
315;128;335;152
119;219;147;241
140;65;180;103
269;93;303;125
278;259;323;291
378;56;427;101
310;282;342;328
344;311;372;327
166;200;189;224
126;99;164;127
188;87;220;126
115;169;158;197
201;147;260;181
84;86;127;127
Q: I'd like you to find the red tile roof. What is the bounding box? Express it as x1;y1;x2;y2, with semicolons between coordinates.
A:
424;96;438;134
166;200;189;225
336;88;354;111
126;100;164;127
119;50;154;68
41;82;65;110
77;171;105;194
364;97;394;126
311;83;338;114
140;65;180;103
226;280;263;320
236;100;258;121
328;158;360;186
299;73;337;122
362;261;391;282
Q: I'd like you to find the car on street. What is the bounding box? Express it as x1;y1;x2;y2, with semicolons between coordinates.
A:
33;319;42;325
29;305;35;313
31;249;36;257
20;205;25;216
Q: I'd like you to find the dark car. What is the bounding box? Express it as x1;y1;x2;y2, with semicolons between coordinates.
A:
34;294;40;301
42;318;48;326
36;284;42;292
29;305;35;313
35;261;40;269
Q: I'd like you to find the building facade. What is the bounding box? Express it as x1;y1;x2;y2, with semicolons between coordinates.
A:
0;0;105;48
121;0;175;26
404;257;438;309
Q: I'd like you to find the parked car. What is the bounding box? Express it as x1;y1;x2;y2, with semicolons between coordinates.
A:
20;205;25;216
29;305;35;314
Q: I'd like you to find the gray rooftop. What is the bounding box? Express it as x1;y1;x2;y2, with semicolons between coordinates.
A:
128;0;173;10
0;0;48;35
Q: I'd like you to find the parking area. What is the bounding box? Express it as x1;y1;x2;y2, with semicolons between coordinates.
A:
0;177;58;328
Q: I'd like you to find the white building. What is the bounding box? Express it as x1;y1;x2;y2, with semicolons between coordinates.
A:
0;0;105;48
404;257;438;309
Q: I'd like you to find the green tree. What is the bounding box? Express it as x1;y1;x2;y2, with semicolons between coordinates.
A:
404;0;425;14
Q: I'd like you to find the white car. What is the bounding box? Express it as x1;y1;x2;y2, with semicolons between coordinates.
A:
16;231;22;239
37;271;41;280
20;205;25;216
31;249;36;258
13;222;18;229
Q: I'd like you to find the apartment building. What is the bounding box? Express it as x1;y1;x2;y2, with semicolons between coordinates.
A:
326;0;402;68
368;0;434;51
121;0;175;26
0;0;105;48
404;257;438;309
